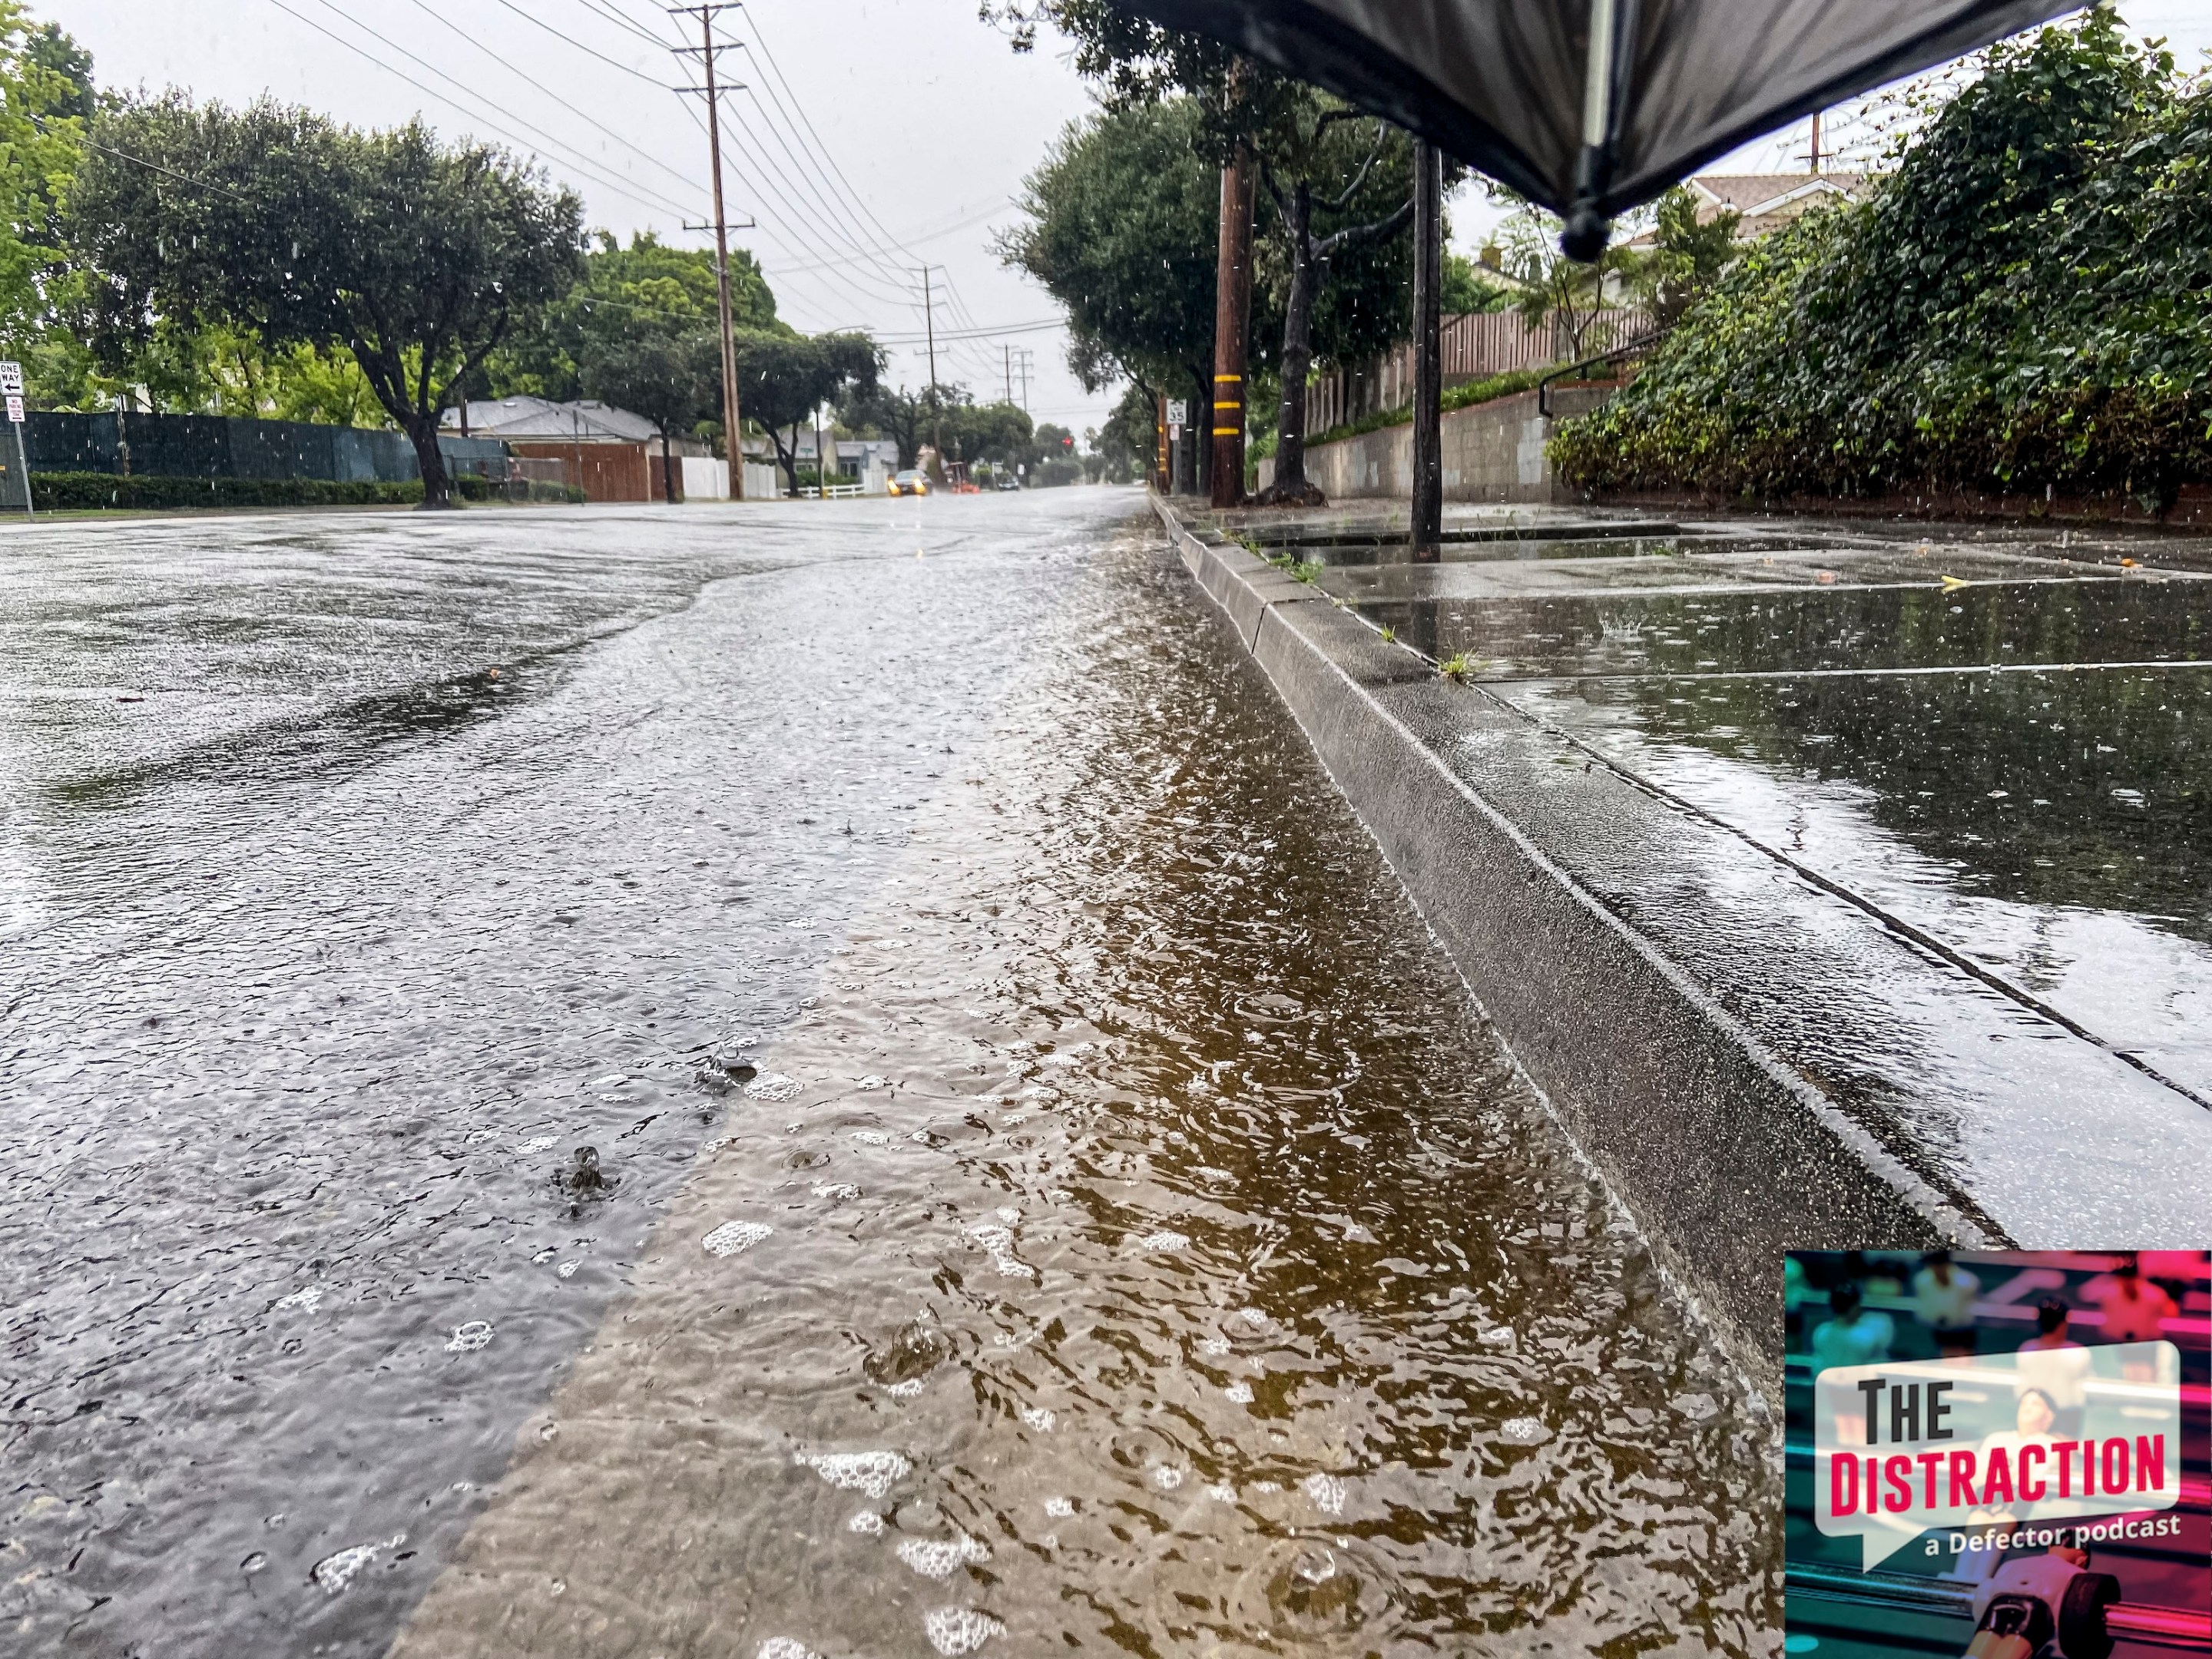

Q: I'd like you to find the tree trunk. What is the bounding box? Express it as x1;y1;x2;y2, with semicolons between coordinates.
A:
406;416;454;510
1259;183;1326;508
661;429;675;502
778;432;799;498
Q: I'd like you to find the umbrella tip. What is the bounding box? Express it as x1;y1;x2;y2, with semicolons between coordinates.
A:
1560;203;1611;263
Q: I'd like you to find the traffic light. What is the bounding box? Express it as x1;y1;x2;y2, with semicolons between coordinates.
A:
1061;435;1073;451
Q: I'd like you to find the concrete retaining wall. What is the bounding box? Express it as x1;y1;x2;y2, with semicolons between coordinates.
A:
1256;386;1615;505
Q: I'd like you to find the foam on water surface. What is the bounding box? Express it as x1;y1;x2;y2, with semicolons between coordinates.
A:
794;1450;912;1500
896;1533;991;1580
701;1220;772;1257
923;1608;1005;1656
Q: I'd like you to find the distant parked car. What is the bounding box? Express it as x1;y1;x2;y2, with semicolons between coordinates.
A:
994;473;1020;492
888;469;929;497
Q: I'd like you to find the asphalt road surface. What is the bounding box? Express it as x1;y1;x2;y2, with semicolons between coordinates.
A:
1;490;1773;1658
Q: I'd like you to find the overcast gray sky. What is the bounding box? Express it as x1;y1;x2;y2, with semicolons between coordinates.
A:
39;2;2212;439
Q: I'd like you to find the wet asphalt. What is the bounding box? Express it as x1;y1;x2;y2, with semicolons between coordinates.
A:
2;492;1773;1658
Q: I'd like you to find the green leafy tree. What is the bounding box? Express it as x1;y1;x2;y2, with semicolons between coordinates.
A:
1497;198;1637;364
1094;380;1153;482
944;396;1035;471
733;328;880;495
24;19;90;121
1554;12;2208;508
1440;253;1511;316
490;230;777;413
1001;99;1243;495
1247;107;1416;502
66;94;585;506
1627;187;1740;330
839;381;931;468
581;327;717;502
0;5;91;400
992;5;1422;504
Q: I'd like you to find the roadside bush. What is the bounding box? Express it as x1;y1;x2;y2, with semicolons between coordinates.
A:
1552;14;2212;507
26;472;588;511
29;472;423;510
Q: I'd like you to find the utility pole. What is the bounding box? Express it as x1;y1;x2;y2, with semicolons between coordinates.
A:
1013;348;1033;414
673;4;748;500
1808;108;1823;174
919;265;942;471
1409;139;1443;559
1208;147;1255;508
1004;343;1012;406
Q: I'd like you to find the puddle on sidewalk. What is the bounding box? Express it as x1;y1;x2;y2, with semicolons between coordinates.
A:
1502;661;2212;1098
1356;574;2212;681
392;531;1778;1659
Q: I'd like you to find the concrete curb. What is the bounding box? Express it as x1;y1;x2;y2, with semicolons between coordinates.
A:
1152;497;1985;1379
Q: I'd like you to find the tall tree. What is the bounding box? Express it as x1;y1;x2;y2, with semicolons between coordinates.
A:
840;382;932;469
1001;99;1250;495
731;329;880;495
992;5;1420;503
0;3;90;402
1250;108;1416;502
491;230;777;426
66;95;584;506
1627;187;1741;329
581;328;717;502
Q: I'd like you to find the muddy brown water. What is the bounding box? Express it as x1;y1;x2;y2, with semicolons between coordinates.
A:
2;495;1776;1657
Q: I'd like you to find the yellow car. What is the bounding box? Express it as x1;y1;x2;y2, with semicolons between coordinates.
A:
888;469;929;497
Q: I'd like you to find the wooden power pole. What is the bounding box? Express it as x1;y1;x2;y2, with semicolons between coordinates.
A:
919;265;942;471
1209;147;1255;509
674;4;747;500
1410;139;1443;559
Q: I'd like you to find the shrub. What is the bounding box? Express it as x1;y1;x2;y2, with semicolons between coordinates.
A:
1552;14;2212;506
25;472;588;511
28;472;424;510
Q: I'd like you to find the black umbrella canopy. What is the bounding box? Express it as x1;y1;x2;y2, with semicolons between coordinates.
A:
1119;0;2085;253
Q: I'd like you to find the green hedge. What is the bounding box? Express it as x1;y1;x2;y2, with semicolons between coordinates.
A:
1551;15;2212;506
27;472;584;510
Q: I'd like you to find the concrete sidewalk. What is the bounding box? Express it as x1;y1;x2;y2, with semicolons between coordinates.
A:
1157;498;2212;1369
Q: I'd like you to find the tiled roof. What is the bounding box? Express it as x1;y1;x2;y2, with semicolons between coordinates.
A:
1690;172;1866;214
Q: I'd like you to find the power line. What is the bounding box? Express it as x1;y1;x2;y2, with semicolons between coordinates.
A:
604;0;1061;379
394;0;702;195
568;0;671;46
485;0;677;88
267;0;705;224
68;131;252;201
667;95;929;314
874;317;1065;343
487;0;671;83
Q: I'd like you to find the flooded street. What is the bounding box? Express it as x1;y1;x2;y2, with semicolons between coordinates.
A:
2;493;1773;1657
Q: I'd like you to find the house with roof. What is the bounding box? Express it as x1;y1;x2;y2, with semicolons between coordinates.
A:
1668;171;1868;239
440;396;710;502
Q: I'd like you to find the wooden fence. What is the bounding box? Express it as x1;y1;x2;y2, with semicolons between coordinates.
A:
1303;307;1647;437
